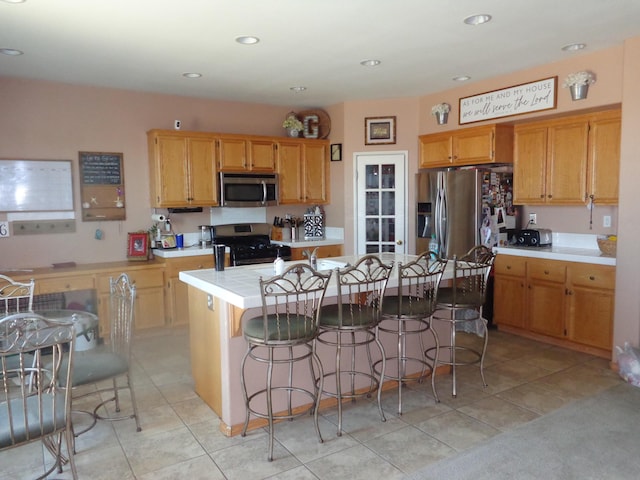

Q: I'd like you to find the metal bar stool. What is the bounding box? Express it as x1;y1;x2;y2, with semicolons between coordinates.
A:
426;245;495;398
240;263;331;461
315;255;393;436
376;252;447;414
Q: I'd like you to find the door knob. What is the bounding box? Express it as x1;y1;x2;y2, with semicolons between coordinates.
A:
396;240;403;245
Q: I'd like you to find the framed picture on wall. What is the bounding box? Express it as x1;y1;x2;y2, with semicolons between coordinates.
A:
127;232;148;261
365;116;396;145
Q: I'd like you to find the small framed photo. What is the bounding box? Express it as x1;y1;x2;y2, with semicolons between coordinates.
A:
127;232;148;261
365;116;396;145
331;143;342;161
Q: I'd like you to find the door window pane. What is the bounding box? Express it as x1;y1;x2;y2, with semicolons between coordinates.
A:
381;164;395;188
366;218;379;242
381;244;395;253
366;192;379;215
381;218;395;241
366;244;380;253
381;192;395;215
366;165;379;189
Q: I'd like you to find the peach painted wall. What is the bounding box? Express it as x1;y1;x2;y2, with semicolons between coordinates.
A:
0;78;295;269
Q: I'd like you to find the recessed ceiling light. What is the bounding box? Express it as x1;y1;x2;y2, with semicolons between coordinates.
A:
182;72;202;78
453;75;471;82
290;86;307;92
0;48;23;56
562;43;586;52
463;14;492;25
360;59;381;67
1;0;27;3
235;36;260;45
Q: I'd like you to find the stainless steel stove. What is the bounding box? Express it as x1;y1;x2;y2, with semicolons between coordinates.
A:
211;223;291;266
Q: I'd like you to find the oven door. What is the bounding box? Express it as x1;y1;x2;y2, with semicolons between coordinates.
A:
219;173;278;207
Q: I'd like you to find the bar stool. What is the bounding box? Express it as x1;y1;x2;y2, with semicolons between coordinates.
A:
315;255;393;436
240;263;331;461
376;252;447;414
426;245;495;398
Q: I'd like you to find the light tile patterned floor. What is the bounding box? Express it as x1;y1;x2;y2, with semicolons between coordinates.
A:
1;327;622;479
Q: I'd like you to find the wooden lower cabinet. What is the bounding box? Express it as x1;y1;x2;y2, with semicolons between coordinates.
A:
96;265;166;336
290;244;343;261
160;255;214;327
493;255;614;356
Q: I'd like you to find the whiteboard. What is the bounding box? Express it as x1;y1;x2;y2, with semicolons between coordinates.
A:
0;160;74;212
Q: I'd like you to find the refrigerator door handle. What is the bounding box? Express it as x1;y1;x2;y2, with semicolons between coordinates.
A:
439;175;448;256
435;172;447;257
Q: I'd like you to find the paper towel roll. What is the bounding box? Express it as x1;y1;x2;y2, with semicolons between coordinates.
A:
151;214;166;222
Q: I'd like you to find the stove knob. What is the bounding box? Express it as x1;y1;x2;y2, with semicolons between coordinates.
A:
531;237;537;245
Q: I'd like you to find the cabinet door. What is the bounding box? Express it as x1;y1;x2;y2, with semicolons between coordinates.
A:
453;126;495;165
419;133;452;168
155;135;190;206
493;256;527;328
134;287;166;330
588;112;621;204
514;125;547;204
303;143;328;204
248;139;276;171
188;137;218;206
546;120;589;204
526;259;566;338
217;137;248;171
277;142;303;204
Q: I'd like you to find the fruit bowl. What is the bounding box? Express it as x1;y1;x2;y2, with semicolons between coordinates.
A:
597;235;617;256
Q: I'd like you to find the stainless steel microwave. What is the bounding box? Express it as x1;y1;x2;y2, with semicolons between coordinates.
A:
219;172;278;207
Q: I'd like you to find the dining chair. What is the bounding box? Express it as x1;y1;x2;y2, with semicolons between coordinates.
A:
240;263;331;461
0;274;35;314
0;312;77;479
377;252;447;414
62;273;141;442
426;245;495;398
315;254;393;436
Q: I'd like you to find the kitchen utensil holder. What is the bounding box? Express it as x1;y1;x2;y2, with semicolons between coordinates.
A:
303;213;324;240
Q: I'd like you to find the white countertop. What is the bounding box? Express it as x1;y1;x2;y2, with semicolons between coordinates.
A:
493;233;616;266
272;237;343;248
179;253;455;310
153;245;215;258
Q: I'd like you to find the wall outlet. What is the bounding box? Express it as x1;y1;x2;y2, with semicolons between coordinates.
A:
529;213;537;225
603;215;612;228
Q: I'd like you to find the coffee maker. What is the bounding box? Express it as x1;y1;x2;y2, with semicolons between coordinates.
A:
198;225;214;248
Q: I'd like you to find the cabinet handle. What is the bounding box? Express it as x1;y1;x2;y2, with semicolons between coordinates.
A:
506;265;512;270
548;195;553;198
540;194;544;198
589;275;595;281
544;270;550;275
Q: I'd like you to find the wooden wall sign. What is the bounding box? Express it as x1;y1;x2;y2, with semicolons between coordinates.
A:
459;76;557;125
79;151;126;221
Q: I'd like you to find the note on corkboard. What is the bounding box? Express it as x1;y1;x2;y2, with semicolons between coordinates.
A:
79;151;126;221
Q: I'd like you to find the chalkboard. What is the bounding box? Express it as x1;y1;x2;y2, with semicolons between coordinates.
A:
0;159;74;212
80;152;122;185
79;151;126;221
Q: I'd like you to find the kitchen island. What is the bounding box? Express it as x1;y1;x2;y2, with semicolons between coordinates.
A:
179;253;455;436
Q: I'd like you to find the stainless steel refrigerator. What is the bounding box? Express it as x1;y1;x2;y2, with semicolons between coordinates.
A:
416;167;519;259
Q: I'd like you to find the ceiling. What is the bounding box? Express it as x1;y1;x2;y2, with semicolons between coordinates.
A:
2;0;640;108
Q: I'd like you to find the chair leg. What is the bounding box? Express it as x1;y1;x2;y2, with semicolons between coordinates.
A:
335;331;343;437
112;377;120;412
374;328;386;423
240;346;251;437
127;373;142;432
479;319;489;388
266;346;274;462
311;345;324;445
429;326;440;403
451;314;457;398
64;427;78;479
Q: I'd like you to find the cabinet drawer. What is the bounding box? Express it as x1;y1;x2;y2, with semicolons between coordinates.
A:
494;255;526;276
528;260;566;283
97;268;164;292
570;264;615;289
165;256;214;277
37;275;95;294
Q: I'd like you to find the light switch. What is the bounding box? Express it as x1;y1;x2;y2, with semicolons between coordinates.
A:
603;215;612;228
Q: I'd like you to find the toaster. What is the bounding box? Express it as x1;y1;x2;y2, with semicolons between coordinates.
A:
516;228;552;247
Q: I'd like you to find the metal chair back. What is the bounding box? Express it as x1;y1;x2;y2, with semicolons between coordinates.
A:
0;312;77;479
0;274;35;315
109;273;136;358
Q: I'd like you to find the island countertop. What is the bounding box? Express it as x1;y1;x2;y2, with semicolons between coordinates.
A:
179;253;431;309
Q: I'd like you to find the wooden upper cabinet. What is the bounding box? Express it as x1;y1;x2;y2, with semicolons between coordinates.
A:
277;139;329;205
217;136;248;171
513;109;620;205
419;124;513;168
147;130;217;208
248;139;276;171
587;110;621;205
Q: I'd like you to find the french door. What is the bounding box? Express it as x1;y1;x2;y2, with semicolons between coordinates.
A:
355;152;407;254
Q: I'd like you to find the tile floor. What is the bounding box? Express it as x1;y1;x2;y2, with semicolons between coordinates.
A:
2;326;622;479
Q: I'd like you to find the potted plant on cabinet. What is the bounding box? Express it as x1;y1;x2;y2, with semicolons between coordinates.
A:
282;115;304;137
431;103;451;125
563;71;596;100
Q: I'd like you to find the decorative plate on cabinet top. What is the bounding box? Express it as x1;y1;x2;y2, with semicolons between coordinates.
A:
298;109;331;139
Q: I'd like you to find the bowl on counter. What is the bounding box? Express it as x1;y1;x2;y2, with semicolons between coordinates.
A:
597;235;617;256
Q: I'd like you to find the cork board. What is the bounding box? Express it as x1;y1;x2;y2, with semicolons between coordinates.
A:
79;151;126;221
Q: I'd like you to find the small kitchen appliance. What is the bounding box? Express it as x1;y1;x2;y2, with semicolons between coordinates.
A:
516;228;552;247
198;225;214;247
